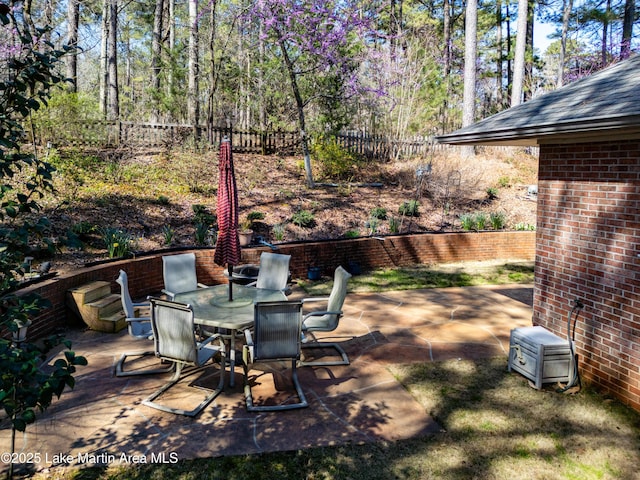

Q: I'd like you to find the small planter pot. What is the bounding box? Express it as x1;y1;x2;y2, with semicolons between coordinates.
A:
239;231;253;247
307;266;321;280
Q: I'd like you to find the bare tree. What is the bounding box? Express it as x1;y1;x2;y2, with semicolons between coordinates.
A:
99;0;108;116
511;0;528;107
107;0;119;120
495;0;504;106
151;0;164;121
461;0;477;156
620;0;634;59
556;0;573;87
66;0;79;91
188;0;199;134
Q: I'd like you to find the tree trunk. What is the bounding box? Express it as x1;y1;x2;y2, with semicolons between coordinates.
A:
188;0;199;137
461;0;477;157
601;0;611;66
207;0;218;144
621;0;634;59
168;0;175;97
505;3;512;100
556;0;573;87
107;0;119;120
152;0;164;122
278;37;315;188
100;0;108;117
495;0;503;107
511;0;528;107
66;0;79;92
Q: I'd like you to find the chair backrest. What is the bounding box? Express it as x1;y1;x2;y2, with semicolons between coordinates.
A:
255;252;291;291
116;269;135;318
149;298;198;364
163;253;198;295
320;266;352;330
253;301;303;361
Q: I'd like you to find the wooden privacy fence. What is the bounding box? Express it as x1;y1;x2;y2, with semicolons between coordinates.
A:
40;121;445;160
40;121;532;159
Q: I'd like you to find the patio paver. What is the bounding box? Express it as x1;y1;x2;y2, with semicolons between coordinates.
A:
0;284;533;476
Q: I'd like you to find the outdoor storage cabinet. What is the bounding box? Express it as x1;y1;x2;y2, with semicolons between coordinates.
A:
508;326;572;389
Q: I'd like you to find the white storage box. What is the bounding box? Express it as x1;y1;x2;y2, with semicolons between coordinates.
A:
508;326;573;389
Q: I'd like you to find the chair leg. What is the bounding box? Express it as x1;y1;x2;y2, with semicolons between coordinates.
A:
141;356;225;417
300;341;350;367
114;350;175;377
244;360;308;412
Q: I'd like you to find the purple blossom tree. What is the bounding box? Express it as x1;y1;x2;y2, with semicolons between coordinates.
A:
247;0;381;187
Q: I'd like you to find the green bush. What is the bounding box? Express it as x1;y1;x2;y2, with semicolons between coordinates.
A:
459;213;477;231
292;210;316;228
272;223;286;241
399;200;419;217
515;223;536;231
247;211;265;222
344;230;360;238
101;228;135;258
475;212;488;230
370;207;388;220
490;212;507;230
162;225;175;246
310;135;360;179
389;216;401;234
486;187;498;199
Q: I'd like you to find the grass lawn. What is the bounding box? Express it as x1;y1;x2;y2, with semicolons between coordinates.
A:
33;261;640;480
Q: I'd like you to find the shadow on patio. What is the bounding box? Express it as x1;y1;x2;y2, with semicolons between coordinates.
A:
0;284;533;475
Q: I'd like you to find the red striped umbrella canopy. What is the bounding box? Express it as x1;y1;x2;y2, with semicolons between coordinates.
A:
214;139;241;270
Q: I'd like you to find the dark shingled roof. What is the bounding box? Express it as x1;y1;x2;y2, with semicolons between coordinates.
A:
437;55;640;146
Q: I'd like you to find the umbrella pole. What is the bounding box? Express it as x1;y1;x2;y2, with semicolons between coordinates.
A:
228;264;234;301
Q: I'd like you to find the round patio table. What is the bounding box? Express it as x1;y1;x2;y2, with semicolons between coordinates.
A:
174;284;287;387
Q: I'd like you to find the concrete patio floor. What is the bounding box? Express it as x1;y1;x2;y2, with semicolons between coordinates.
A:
1;283;534;477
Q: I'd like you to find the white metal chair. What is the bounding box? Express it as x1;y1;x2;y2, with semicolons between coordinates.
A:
247;252;291;294
114;270;174;377
161;253;209;299
142;298;226;417
300;266;352;366
242;301;308;411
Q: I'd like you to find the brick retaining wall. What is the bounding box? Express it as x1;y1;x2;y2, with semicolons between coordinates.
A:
16;231;535;340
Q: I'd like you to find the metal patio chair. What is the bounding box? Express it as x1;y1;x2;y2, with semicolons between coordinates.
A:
300;265;352;367
114;270;174;377
247;252;291;294
142;298;225;417
161;253;209;299
242;301;308;411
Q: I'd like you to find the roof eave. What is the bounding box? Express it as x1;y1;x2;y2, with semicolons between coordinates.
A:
436;116;640;147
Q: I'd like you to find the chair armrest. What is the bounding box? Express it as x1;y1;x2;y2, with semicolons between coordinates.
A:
161;288;176;300
197;283;210;289
125;316;150;323
198;333;225;352
303;310;343;321
242;329;255;365
302;297;329;303
132;301;150;307
245;280;257;287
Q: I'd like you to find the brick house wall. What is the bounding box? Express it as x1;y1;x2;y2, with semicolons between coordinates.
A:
14;231;534;340
534;139;640;410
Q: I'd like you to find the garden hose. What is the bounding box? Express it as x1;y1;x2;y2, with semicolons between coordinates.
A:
556;298;584;393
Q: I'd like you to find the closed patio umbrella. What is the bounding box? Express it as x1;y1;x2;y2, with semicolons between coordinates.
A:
213;137;241;301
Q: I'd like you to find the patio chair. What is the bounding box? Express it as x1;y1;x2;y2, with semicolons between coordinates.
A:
242;301;308;411
114;270;174;377
247;252;291;294
142;297;225;417
300;266;352;367
161;253;209;299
